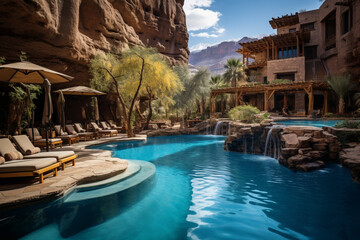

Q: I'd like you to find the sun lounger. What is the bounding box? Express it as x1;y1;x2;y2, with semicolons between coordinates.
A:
54;125;79;145
11;135;77;170
90;122;118;137
69;124;95;141
107;120;125;132
100;121;111;130
25;128;63;149
0;138;60;183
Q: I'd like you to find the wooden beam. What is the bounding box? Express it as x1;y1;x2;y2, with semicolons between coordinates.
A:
235;91;239;106
264;91;269;111
307;85;314;114
296;34;299;57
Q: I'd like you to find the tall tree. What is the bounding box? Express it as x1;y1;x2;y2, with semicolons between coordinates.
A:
223;58;247;88
327;74;351;114
89;47;181;136
174;66;210;125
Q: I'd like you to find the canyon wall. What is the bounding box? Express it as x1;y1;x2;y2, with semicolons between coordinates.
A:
0;0;189;86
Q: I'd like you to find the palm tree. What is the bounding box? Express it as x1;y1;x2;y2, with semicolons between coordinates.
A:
327;74;351;114
223;58;247;88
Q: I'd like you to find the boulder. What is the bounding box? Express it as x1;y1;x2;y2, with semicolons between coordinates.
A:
281;134;299;148
296;161;325;172
313;143;328;151
287;154;311;168
298;148;313;155
298;136;312;148
281;148;299;158
305;151;326;160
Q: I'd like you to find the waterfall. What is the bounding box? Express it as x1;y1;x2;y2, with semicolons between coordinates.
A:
251;135;254;154
264;125;283;159
213;121;223;135
264;126;274;156
227;124;231;136
206;124;209;135
243;137;247;154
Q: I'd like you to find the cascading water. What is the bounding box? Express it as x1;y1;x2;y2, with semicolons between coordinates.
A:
213;121;223;135
264;125;282;159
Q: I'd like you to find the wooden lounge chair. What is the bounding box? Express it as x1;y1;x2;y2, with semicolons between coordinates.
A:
11;135;77;170
25;128;63;149
0;138;60;183
100;121;111;130
90;122;118;137
54;125;79;145
107;120;125;132
72;124;95;141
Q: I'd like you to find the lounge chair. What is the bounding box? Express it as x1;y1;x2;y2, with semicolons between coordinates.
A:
107;120;125;132
0;138;60;183
69;124;95;141
11;135;77;170
54;125;79;145
90;122;118;137
100;121;111;130
25;128;63;149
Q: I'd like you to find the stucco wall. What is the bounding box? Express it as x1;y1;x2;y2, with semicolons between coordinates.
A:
267;56;306;82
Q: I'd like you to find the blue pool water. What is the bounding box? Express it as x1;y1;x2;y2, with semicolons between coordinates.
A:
275;120;340;127
2;135;360;240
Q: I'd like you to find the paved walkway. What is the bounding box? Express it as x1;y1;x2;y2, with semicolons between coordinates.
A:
0;134;147;209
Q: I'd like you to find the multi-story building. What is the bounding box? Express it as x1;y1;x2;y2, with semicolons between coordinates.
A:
234;0;360;114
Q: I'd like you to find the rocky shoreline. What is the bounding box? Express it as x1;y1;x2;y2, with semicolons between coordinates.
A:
145;119;360;183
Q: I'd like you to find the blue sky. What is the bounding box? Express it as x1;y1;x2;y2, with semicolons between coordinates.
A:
185;0;323;52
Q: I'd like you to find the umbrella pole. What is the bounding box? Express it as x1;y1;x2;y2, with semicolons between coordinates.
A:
31;109;35;145
46;123;49;152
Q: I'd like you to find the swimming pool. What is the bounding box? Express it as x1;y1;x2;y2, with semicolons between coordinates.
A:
275;120;340;127
2;135;360;239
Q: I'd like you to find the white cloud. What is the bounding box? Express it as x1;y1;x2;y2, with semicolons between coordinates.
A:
189;43;212;52
184;0;222;31
190;27;225;38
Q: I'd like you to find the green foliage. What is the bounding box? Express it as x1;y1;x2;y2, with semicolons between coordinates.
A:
334;120;360;129
353;92;360;108
228;105;260;123
223;58;247;87
271;79;292;84
327;74;351;99
256;112;270;123
324;112;334;118
19;51;27;61
173;65;210;113
0;57;5;65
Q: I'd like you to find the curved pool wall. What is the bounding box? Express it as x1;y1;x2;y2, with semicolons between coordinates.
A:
275;119;340;127
0;160;155;239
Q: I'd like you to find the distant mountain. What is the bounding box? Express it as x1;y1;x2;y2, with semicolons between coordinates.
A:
189;37;257;75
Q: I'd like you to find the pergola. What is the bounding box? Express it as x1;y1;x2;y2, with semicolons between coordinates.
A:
210;81;330;115
237;30;310;68
269;13;299;29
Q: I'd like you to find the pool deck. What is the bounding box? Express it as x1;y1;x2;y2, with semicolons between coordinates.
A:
0;134;147;210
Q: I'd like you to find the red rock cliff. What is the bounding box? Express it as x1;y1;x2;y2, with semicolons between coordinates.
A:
0;0;189;86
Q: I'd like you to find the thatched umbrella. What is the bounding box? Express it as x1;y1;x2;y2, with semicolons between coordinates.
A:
54;86;105;125
0;61;73;151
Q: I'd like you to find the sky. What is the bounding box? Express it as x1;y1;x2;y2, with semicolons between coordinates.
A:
185;0;324;52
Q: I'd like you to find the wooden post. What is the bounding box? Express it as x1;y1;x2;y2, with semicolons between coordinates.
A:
323;91;328;114
266;43;269;60
264;91;268;111
246;54;249;67
283;94;288;108
272;40;275;60
304;86;314;114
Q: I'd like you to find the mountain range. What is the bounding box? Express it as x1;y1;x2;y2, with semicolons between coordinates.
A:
189;37;257;75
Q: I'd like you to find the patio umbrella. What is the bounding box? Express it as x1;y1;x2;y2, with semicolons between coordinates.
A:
54;86;105;124
56;91;66;132
94;97;100;123
0;61;73;151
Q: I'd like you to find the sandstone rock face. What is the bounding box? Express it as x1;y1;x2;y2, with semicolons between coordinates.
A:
0;0;189;86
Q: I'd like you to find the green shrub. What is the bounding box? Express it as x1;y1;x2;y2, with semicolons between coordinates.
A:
334;120;360;129
228;105;260;123
324;112;334;118
271;79;292;84
256;112;270;123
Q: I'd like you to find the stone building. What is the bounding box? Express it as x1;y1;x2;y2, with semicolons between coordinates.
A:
235;0;360;114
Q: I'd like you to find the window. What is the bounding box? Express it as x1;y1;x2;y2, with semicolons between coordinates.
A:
304;46;317;59
342;10;350;34
289;28;296;33
263;77;268;84
276;73;295;81
325;11;336;50
278;46;297;59
301;22;315;31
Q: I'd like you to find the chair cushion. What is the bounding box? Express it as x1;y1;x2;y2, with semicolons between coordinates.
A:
23;151;75;160
11;135;37;155
0;138;20;157
4;151;23;161
25;147;41;155
0;156;4;165
0;158;57;173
